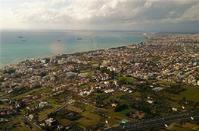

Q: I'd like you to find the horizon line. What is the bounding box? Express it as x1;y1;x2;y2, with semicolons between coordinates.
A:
1;29;199;34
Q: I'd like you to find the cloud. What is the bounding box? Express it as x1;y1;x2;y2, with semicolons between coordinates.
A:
1;0;199;32
180;2;199;21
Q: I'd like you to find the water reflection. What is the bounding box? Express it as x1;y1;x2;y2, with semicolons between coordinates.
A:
50;42;64;55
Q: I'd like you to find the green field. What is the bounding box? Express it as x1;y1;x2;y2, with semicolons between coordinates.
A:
175;87;199;102
180;87;199;101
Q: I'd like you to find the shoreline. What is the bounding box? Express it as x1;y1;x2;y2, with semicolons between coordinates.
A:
0;42;142;69
2;32;199;69
0;31;148;68
0;34;199;130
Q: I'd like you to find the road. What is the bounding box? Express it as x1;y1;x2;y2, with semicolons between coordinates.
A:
106;110;199;131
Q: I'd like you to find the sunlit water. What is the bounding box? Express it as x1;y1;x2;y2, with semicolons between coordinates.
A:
0;30;145;67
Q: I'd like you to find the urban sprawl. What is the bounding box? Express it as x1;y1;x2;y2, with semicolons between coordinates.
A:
0;34;199;130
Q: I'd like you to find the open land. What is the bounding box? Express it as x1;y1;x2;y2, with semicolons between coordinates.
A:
0;33;199;130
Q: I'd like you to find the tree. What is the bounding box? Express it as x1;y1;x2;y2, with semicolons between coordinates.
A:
115;104;129;112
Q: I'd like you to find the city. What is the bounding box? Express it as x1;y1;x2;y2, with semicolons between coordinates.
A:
0;34;199;130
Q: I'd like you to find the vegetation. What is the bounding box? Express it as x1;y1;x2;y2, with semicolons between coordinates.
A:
117;76;135;85
166;83;185;94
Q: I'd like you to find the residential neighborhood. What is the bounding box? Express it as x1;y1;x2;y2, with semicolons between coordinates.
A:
0;34;199;130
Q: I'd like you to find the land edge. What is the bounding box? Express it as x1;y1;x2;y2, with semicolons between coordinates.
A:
0;42;143;69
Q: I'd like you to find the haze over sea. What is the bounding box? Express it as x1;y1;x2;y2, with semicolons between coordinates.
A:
0;30;145;67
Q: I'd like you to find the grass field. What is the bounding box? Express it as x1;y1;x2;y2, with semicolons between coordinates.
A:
38;107;58;121
78;111;101;127
169;122;199;131
179;87;199;102
13;87;51;100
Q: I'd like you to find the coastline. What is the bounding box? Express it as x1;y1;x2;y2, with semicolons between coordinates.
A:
0;34;199;130
0;31;147;68
0;42;143;69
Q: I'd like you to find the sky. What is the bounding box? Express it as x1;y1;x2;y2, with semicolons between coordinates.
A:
0;0;199;32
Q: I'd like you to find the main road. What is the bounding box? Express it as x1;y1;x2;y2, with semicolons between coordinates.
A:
106;110;199;131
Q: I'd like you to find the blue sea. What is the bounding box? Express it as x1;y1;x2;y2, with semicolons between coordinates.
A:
0;30;145;67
